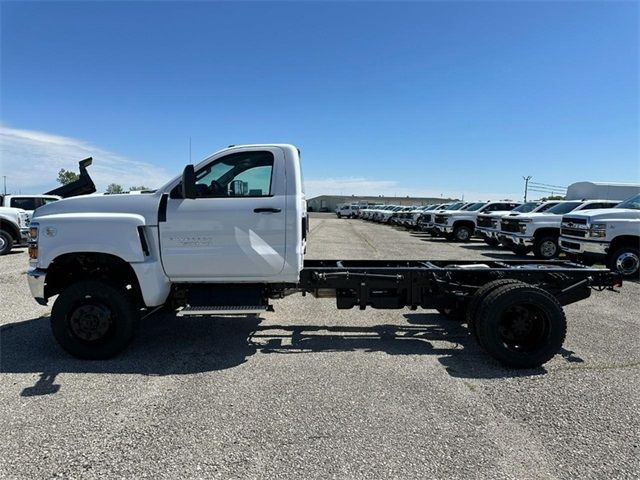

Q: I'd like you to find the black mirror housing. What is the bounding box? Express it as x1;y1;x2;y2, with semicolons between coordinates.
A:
181;164;197;199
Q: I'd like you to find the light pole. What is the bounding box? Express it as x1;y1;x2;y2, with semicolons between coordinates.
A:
522;176;532;202
2;176;6;195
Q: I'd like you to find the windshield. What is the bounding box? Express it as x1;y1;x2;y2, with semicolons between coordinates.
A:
447;202;464;210
546;201;582;215
512;202;538;213
616;194;640;210
534;202;558;213
465;202;486;211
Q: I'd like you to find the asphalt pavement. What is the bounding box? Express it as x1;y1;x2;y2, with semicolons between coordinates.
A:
1;214;638;479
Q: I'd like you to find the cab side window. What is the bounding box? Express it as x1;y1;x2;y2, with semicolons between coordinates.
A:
173;151;274;199
10;198;37;210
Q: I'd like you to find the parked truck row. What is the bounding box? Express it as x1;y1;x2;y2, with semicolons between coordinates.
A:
354;192;640;278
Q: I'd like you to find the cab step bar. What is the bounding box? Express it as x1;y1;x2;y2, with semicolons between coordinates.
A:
177;305;268;316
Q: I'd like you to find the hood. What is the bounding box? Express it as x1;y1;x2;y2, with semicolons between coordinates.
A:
515;212;562;222
478;210;515;219
33;192;162;225
563;208;640;221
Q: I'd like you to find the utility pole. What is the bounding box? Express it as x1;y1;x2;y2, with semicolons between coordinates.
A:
522;175;532;202
2;176;6;195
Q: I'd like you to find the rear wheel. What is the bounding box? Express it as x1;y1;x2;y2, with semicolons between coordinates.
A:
453;225;473;242
0;230;13;256
474;284;566;368
466;279;526;340
607;246;640;279
51;280;140;359
533;236;559;259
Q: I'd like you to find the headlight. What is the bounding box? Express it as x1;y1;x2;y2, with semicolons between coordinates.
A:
589;223;607;238
29;226;38;240
518;223;528;233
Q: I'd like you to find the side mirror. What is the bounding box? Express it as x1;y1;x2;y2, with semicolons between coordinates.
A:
181;164;197;199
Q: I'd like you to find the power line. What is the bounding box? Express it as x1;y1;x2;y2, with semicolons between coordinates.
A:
529;181;567;189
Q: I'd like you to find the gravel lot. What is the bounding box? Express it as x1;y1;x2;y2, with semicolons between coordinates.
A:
1;213;638;479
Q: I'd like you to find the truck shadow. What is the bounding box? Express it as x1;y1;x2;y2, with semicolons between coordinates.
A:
2;311;564;396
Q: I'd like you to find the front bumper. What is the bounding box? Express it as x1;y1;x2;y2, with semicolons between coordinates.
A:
498;233;535;247
476;227;499;239
559;237;609;256
435;225;453;234
27;267;47;305
18;228;29;246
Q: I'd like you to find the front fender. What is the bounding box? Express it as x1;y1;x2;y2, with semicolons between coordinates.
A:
34;213;147;268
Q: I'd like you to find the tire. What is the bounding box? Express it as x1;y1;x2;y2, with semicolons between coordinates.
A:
51;280;140;359
533;236;559;259
509;245;531;256
474;284;567;368
466;279;526;342
607;246;640;279
444;232;455;241
484;238;500;247
453;225;473;242
0;230;13;256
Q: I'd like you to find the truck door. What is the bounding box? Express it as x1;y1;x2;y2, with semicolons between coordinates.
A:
159;147;287;281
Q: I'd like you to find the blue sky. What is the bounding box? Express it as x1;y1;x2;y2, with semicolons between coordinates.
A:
1;1;638;199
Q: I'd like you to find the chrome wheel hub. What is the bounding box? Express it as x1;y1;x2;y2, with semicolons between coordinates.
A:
616;252;640;276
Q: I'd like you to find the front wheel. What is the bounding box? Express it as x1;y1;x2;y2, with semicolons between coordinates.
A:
607;246;640;279
533;236;559;259
453;225;473;242
51;280;140;359
0;230;13;256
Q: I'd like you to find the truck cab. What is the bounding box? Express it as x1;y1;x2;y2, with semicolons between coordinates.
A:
499;199;619;259
559;194;640;278
28;144;306;308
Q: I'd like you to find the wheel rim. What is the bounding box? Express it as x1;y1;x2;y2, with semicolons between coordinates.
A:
68;302;114;342
616;252;640;276
456;228;470;241
539;240;557;258
0;235;7;251
498;304;550;352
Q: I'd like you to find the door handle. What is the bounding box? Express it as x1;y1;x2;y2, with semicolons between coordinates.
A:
254;207;281;213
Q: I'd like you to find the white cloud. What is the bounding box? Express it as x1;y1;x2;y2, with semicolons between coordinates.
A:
0;126;172;193
304;176;522;202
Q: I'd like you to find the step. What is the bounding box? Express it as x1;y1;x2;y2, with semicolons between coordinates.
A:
177;305;268;317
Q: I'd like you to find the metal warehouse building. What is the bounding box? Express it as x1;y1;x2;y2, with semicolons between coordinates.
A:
307;195;457;212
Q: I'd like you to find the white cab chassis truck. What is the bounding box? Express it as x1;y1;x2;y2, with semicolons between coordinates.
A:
559;194;640;278
28;145;619;368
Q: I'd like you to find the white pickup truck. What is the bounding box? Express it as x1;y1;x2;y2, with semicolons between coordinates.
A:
498;199;620;259
475;201;560;247
559;194;640;278
26;144;620;368
0;206;30;255
434;201;521;242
